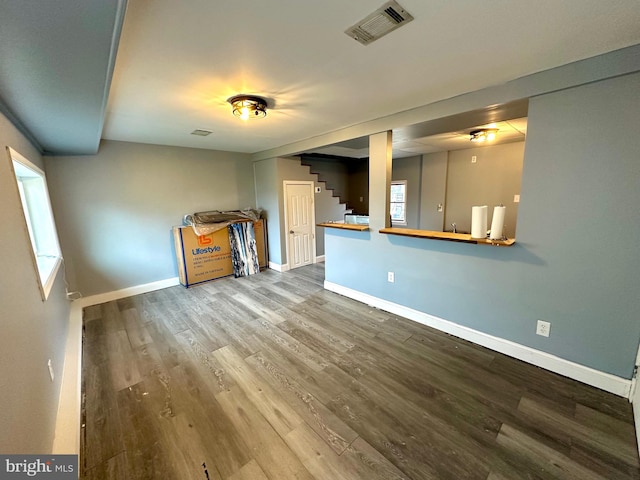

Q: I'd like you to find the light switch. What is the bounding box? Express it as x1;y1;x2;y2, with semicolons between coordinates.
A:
514;194;520;203
314;186;321;193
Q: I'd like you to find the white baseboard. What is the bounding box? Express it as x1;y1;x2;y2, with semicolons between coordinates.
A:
269;262;290;272
53;276;181;455
315;255;326;263
78;277;180;308
52;301;83;455
324;281;631;398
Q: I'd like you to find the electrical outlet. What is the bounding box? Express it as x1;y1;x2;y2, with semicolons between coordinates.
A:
387;272;395;283
536;320;551;337
471;155;477;163
47;359;55;382
437;203;443;212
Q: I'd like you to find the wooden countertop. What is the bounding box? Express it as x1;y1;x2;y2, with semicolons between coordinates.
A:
317;222;369;231
379;228;515;246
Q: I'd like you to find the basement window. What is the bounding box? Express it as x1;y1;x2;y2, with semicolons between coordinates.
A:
7;147;62;300
390;180;407;226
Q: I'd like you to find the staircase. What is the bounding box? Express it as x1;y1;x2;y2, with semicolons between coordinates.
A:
299;156;353;213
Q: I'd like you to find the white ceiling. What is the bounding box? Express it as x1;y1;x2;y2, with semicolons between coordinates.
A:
102;0;640;154
304;117;528;159
1;1;639;156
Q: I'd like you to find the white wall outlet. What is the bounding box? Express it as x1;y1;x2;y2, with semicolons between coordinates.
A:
536;320;551;337
47;359;55;382
514;194;521;203
471;155;477;163
387;272;395;283
314;186;321;193
437;203;443;212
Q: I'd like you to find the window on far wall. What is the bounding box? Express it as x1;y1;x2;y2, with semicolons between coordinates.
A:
390;180;407;226
7;147;62;300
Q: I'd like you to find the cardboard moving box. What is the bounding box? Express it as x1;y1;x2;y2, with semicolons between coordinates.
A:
173;219;267;287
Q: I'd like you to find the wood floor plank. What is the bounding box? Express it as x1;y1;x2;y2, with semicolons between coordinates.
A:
245;348;359;454
518;395;639;468
231;291;288;324
226;459;269;480
167;362;251;478
247;339;349;405
250;315;330;372
83;319;107;367
204;300;264;357
574;402;637;443
82;263;640;480
180;308;232;352
327;377;491;480
492;353;634;423
174;330;236;394
83;304;102;322
116;382;163;459
144;314;189;370
285;422;409;480
273;279;324;300
83;452;129;480
215;385;315;480
212;345;304;437
159;413;224;480
100;301;126;333
258;281;307;304
496;423;608;480
569;442;640;480
82;362;124;471
122;308;153;348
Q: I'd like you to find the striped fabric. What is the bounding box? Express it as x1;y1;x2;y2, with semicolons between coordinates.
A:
228;222;260;277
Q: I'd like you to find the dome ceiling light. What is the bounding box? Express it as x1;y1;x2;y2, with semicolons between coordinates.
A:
227;95;268;120
470;128;499;143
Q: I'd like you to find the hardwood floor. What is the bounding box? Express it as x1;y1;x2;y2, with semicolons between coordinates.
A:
81;264;640;479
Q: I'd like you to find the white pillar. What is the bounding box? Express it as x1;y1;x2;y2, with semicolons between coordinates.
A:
368;131;392;231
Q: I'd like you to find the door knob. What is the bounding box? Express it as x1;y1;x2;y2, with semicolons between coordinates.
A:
289;230;294;234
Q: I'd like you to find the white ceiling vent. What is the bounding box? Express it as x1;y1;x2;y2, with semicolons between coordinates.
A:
345;1;414;46
190;129;212;136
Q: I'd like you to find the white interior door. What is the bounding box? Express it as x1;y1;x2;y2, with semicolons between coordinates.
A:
284;181;315;270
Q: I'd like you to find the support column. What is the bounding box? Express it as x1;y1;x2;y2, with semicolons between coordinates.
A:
368;131;392;231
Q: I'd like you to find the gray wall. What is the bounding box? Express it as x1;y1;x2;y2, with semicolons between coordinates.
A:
254;156;347;266
391;155;422;229
45;140;255;296
254;157;282;265
325;72;640;378
419;151;448;231
0;111;71;453
445;142;524;238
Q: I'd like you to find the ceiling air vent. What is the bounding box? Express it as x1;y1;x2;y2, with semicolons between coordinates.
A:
190;129;212;136
345;0;414;46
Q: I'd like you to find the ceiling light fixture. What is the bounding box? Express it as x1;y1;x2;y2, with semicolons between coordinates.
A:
227;95;267;120
470;128;498;143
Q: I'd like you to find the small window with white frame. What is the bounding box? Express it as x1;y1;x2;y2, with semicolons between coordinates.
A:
390;180;407;226
7;147;62;300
